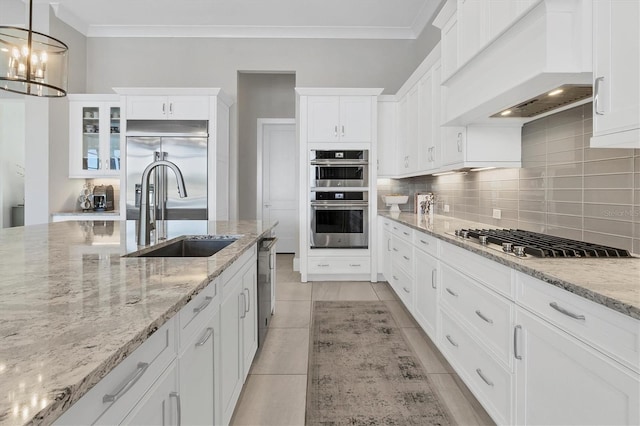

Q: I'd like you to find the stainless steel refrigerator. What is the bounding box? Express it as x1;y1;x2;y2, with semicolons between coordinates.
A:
126;120;208;221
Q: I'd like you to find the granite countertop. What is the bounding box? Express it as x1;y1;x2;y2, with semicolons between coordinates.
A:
379;212;640;321
0;220;277;426
51;211;122;216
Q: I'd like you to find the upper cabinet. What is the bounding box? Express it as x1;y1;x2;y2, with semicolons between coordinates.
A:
377;96;397;177
306;95;373;143
126;95;210;120
68;95;121;178
590;0;640;149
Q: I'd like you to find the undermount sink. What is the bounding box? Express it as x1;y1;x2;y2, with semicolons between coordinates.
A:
128;236;240;258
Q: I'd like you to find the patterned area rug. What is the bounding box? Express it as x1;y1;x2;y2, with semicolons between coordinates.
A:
306;301;453;426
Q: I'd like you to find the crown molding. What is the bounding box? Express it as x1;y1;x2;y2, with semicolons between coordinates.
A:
50;3;89;35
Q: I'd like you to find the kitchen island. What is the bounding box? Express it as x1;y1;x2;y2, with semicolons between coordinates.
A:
0;220;276;426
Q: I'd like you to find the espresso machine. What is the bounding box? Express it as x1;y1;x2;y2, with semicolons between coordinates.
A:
93;185;115;211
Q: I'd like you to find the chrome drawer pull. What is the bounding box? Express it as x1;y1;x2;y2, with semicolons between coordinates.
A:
514;325;522;360
420;239;429;245
476;369;494;387
318;263;330;267
103;362;149;403
392;275;399;281
193;296;213;315
403;287;411;293
244;288;251;313
402;255;410;261
403;231;410;236
431;269;437;289
446;288;458;297
445;335;458;347
594;76;605;115
349;263;361;267
475;310;493;324
195;327;214;347
393;248;399;252
240;293;247;319
170;392;182;426
549;302;585;321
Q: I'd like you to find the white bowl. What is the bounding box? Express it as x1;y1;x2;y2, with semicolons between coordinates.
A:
384;195;409;205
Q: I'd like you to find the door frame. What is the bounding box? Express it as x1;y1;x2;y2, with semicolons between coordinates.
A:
255;118;297;221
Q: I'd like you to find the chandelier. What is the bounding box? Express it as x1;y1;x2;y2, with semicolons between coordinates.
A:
0;0;68;97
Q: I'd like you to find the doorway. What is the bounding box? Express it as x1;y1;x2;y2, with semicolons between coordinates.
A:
257;119;297;253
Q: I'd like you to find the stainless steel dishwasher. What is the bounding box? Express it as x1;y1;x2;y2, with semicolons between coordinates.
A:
257;236;277;347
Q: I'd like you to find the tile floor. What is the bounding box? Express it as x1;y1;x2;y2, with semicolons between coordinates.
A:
230;254;495;426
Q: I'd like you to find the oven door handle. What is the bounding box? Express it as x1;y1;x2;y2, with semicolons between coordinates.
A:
310;203;368;209
310;160;368;166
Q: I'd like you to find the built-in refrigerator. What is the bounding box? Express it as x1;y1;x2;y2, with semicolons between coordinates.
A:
126;120;208;221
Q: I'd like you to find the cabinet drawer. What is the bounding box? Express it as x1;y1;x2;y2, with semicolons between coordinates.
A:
391;237;414;276
179;278;219;348
441;264;513;365
55;318;176;426
440;309;512;425
516;272;640;373
413;231;439;257
441;242;514;298
221;244;257;289
381;218;393;231
390;221;413;242
390;263;413;310
307;257;370;274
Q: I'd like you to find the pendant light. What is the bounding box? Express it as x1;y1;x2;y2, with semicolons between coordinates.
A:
0;0;68;97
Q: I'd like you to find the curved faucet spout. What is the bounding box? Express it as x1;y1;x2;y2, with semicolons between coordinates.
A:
138;160;188;246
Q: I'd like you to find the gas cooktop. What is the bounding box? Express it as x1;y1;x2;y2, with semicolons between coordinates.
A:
452;228;632;259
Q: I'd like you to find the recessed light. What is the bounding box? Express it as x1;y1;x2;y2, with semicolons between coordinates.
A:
470;167;496;172
500;110;512;116
432;171;457;176
548;89;564;96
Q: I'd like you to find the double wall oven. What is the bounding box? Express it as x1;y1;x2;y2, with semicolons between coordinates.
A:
309;150;369;249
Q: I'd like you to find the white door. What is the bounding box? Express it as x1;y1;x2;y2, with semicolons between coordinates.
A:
261;121;297;253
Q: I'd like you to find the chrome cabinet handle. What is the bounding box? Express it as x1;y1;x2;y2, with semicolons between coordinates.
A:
341;125;345;137
105;159;109;170
514;325;522;360
446;288;458;297
445;335;458;347
594;76;605;115
403;287;410;293
193;296;213;315
457;132;463;152
420;239;429;245
476;369;494;387
334;125;338;138
170;392;182;426
195;327;214;347
169;102;173;115
387;238;391;252
240;293;247;319
549;302;585;321
431;269;437;289
318;263;330;267
162;103;166;114
393;248;399;252
244;288;250;313
475;310;493;324
103;362;149;403
349;263;361;267
403;255;410;261
392;275;399;281
403;231;410;236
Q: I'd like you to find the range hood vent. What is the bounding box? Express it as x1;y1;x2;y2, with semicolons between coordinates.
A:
491;85;593;118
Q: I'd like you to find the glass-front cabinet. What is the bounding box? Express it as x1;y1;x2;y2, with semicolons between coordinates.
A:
69;95;122;178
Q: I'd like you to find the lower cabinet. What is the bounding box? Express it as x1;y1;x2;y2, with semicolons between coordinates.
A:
120;362;179;426
220;252;258;425
514;307;640;426
413;248;438;340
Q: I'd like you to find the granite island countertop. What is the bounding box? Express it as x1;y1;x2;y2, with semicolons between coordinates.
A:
0;220;277;426
379;212;640;320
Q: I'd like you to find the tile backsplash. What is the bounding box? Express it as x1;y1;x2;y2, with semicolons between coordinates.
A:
377;103;640;254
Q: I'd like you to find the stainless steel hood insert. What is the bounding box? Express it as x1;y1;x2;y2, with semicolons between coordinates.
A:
490;85;593;118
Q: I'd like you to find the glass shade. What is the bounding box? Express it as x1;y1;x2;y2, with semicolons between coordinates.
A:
0;26;68;97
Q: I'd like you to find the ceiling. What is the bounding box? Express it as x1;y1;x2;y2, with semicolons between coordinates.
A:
41;0;444;39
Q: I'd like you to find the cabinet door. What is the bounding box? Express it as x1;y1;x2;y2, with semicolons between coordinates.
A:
441;126;465;166
414;249;438;340
179;316;217;426
307;96;340;142
592;0;640;147
418;71;434;172
431;61;442;169
166;96;210;120
220;278;243;425
382;229;393;283
339;96;372;142
377;101;397;176
241;261;258;380
105;104;122;173
441;12;459;80
126;96;168;120
397;95;409;171
121;362;179;426
515;309;640;426
406;85;420;173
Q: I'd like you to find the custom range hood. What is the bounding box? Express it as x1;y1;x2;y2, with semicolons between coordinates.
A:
438;0;593;126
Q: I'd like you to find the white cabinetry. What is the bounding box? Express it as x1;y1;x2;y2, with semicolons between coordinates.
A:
440;125;521;168
126;95;209;120
514;307;639;425
68;95;121;178
591;0;640;148
414;242;439;340
219;246;258;425
377;97;397;177
306;96;373;143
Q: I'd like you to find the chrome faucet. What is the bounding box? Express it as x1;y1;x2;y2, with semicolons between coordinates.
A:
138;160;187;246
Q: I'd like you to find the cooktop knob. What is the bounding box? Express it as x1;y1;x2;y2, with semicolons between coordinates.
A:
479;235;488;245
513;246;526;257
502;242;513;252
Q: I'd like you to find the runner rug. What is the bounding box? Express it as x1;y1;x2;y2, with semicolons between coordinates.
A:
306;301;453;425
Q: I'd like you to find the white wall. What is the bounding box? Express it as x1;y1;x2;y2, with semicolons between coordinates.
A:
0;99;25;228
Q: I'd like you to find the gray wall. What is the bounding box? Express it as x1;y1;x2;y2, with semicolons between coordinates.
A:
379;103;640;255
237;73;296;219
